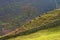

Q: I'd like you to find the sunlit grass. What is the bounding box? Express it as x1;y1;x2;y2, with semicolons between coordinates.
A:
8;26;60;40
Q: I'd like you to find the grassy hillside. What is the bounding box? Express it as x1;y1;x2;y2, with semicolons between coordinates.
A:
0;5;38;35
8;26;60;40
0;0;56;34
0;9;60;40
0;5;38;36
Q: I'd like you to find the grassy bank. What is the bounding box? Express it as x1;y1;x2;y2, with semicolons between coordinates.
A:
8;25;60;40
0;9;60;40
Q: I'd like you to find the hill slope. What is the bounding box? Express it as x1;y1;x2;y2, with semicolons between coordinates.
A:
9;25;60;40
0;0;56;34
0;9;60;40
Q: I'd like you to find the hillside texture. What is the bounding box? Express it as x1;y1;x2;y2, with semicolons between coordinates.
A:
0;9;60;40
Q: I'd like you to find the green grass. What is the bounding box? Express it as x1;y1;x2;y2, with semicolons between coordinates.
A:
8;26;60;40
0;36;2;38
8;9;60;40
0;9;60;40
0;21;4;25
